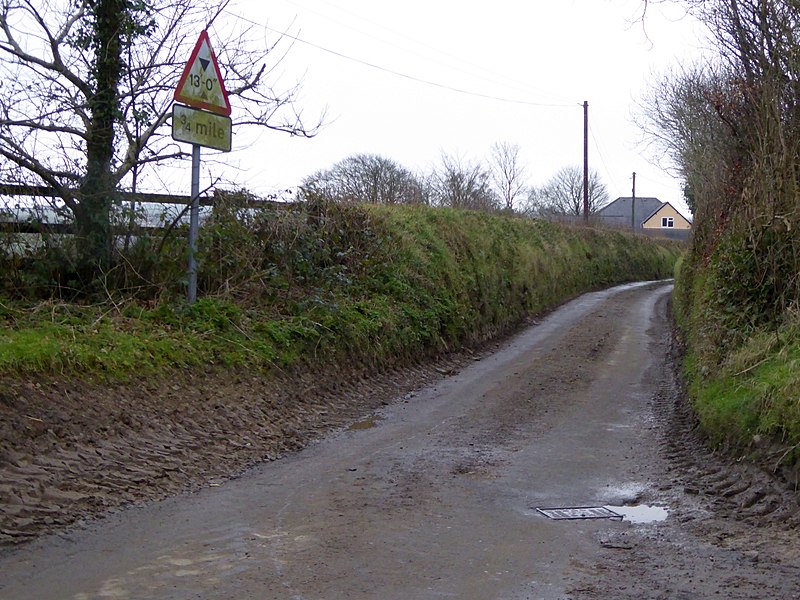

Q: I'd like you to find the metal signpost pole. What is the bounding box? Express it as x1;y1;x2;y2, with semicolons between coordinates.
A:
188;144;200;304
631;171;637;232
173;30;232;305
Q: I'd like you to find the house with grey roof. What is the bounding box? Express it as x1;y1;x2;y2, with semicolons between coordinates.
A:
595;197;691;240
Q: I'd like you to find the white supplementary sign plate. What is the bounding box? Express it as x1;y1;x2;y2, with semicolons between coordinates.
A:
173;30;231;116
172;104;232;152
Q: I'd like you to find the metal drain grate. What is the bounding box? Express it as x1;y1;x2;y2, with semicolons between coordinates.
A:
536;506;623;520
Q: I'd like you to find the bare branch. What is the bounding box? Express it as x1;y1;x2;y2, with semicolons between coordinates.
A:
0;0;325;274
530;166;608;216
489;141;528;212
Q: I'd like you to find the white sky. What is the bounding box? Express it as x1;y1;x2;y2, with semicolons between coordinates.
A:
204;0;708;217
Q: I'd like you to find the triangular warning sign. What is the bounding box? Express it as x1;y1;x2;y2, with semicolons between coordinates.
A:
174;30;231;116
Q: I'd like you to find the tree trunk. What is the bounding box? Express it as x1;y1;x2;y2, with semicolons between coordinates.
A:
76;0;125;284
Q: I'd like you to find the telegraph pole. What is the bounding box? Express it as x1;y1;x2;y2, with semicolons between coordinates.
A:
631;172;637;231
583;101;589;223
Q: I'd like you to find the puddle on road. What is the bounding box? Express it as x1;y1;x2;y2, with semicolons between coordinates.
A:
348;417;381;431
604;504;669;524
533;503;669;524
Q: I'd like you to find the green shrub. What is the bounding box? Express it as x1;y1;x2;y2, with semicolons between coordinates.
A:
0;203;681;379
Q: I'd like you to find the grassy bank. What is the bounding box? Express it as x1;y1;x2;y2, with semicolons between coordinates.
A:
674;254;800;472
0;203;681;380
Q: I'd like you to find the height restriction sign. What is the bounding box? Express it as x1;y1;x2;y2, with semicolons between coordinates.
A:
174;30;231;116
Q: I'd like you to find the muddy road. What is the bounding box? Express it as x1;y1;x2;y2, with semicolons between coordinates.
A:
2;281;799;599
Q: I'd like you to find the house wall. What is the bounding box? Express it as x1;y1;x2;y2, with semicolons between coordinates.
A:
642;204;691;230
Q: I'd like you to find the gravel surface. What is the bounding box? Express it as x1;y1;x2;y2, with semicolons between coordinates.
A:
1;281;799;599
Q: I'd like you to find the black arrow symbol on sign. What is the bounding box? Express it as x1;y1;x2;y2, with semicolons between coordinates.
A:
199;58;210;72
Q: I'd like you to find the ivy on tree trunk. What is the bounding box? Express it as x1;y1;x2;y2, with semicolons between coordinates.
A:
76;0;125;283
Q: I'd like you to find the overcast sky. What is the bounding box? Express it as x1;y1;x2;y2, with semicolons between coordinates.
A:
207;0;708;217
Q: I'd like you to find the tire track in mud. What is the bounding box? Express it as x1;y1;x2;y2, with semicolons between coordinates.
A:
4;284;800;599
656;372;800;530
566;294;800;600
0;358;477;546
0;287;633;548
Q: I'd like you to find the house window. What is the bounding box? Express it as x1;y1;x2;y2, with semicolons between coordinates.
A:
661;217;674;228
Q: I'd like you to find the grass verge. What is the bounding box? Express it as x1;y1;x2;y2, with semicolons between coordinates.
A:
674;253;800;473
0;204;682;381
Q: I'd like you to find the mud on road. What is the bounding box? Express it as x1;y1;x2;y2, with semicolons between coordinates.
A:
566;300;800;599
1;281;799;599
0;342;477;545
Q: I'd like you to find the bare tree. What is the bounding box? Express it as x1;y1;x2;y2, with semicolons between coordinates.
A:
430;153;498;211
489;141;527;212
301;154;425;204
0;0;322;283
516;186;545;217
639;0;800;325
530;166;608;216
637;62;748;245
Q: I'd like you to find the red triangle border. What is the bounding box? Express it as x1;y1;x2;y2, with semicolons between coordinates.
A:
173;30;232;116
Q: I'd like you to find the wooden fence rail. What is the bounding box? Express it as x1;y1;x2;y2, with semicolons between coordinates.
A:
0;184;292;236
0;184;203;206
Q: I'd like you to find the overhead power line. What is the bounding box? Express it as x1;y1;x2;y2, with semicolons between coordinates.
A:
229;12;579;109
276;0;571;103
588;123;623;194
